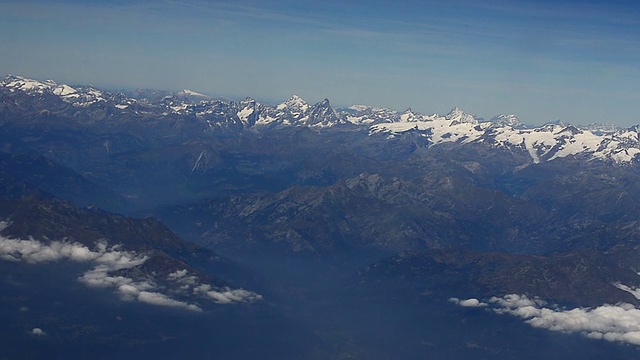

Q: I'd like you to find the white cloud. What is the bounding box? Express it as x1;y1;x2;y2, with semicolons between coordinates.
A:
0;237;140;265
0;238;66;263
449;297;487;307
168;269;189;280
31;328;46;336
93;247;147;270
0;235;263;310
0;236;200;311
118;283;142;298
76;254;204;312
79;265;135;288
137;291;201;312
112;281;202;312
194;284;263;304
452;292;640;346
167;269;198;286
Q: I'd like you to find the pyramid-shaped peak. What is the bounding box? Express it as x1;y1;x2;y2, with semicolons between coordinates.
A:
276;95;309;112
306;98;342;127
445;107;478;124
558;125;582;135
287;94;307;104
445;107;465;117
317;98;331;106
311;98;335;111
400;108;422;122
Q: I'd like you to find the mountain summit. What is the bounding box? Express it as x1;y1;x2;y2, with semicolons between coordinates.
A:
1;74;639;165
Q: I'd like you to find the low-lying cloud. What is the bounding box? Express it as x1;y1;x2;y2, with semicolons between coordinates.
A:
452;292;640;346
166;269;263;304
31;328;46;336
78;263;203;312
0;237;104;263
194;283;263;304
449;297;487;307
0;236;146;267
0;232;261;311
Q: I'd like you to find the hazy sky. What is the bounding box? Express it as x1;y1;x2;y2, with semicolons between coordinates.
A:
1;0;640;126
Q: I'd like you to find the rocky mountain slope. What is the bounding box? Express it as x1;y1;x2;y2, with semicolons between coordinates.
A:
0;184;327;359
3;75;640;358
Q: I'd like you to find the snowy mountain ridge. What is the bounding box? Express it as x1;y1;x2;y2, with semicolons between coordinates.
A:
2;75;639;164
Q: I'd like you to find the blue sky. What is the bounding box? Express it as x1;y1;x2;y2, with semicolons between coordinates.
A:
1;0;640;126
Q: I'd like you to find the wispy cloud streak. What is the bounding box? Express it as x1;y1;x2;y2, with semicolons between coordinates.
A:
0;226;261;311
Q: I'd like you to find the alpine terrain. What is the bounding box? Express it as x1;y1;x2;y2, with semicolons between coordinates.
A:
2;75;640;359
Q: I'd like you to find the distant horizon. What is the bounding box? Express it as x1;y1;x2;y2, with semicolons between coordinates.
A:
2;0;640;126
3;72;633;129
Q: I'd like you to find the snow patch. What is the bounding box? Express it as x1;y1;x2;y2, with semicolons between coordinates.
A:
52;84;77;96
237;107;254;124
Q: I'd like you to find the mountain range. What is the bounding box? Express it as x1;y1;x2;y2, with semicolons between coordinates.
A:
2;75;640;359
2;74;639;164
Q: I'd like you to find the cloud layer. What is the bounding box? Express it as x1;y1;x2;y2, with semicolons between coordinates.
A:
0;231;261;311
0;236;145;267
452;293;640;346
79;262;203;312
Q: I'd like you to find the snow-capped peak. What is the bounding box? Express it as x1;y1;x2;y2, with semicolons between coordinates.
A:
0;75;107;106
277;95;309;110
177;89;208;98
237;98;259;126
400;108;423;122
52;84;78;96
1;75;58;93
489;114;525;129
445;107;479;124
342;105;399;125
4;74;640;164
304;98;342;127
